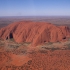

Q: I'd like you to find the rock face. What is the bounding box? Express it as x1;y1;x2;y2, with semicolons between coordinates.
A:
0;21;70;46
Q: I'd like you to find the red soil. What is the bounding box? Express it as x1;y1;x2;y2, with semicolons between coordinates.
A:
28;50;70;70
0;21;70;46
0;50;70;70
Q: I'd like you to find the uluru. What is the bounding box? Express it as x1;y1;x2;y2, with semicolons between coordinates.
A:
0;0;70;69
0;21;70;46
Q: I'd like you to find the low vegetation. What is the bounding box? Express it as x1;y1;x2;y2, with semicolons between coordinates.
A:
64;43;70;50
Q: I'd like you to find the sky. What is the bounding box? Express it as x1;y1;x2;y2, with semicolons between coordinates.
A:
0;0;70;16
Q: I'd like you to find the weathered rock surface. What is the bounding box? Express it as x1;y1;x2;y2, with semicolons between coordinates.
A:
0;21;70;46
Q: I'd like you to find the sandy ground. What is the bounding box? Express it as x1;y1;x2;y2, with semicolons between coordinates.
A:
0;39;70;70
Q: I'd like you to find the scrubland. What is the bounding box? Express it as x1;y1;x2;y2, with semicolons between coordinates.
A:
0;39;70;70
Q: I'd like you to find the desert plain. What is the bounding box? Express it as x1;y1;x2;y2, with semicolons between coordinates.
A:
0;16;70;70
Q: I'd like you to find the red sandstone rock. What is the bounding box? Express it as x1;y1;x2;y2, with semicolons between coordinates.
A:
0;21;70;46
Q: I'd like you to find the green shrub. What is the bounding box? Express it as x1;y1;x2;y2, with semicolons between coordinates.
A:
47;42;53;45
10;38;15;41
39;50;47;53
66;43;70;49
50;47;60;51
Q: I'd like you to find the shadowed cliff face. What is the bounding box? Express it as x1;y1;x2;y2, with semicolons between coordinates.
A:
0;21;70;46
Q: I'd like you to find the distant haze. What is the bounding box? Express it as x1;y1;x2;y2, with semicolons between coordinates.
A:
0;0;70;16
0;16;70;28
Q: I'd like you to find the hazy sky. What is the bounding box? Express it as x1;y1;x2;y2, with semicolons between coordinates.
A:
0;0;70;16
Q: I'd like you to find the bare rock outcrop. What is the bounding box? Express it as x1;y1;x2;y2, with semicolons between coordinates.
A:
0;21;70;46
